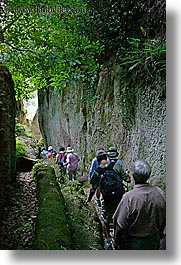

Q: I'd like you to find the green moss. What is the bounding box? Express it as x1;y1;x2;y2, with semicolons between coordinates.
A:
32;163;74;250
88;126;92;135
32;162;103;250
61;182;103;250
119;84;136;128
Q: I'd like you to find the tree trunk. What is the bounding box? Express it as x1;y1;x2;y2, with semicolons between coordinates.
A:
0;66;16;222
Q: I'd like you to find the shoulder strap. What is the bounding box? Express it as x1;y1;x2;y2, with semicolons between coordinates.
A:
107;161;117;170
96;162;117;176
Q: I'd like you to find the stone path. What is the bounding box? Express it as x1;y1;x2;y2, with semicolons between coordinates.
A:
0;172;38;249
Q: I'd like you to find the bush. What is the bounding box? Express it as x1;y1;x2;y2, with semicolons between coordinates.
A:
37;137;44;148
15;123;26;136
16;139;27;159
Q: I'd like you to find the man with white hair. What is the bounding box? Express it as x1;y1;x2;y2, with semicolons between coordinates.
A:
113;159;166;250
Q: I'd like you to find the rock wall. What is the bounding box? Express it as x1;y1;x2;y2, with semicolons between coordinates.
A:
38;62;166;186
0;66;16;219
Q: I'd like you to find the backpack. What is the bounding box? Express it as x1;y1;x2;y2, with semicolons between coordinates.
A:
98;162;124;201
52;150;57;158
57;153;66;165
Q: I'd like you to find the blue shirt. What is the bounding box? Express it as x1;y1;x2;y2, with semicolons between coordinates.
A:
88;157;99;181
88;157;111;181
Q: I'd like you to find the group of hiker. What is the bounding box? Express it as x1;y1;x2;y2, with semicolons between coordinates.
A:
86;146;166;250
41;144;166;251
40;145;80;181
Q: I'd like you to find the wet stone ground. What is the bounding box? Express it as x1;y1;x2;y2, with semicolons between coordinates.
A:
0;172;38;250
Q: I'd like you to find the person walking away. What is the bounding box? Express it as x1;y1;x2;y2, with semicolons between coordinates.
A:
56;146;67;182
46;145;53;158
87;150;131;250
40;147;48;158
47;145;57;158
113;159;166;250
88;148;106;207
64;146;80;181
107;146;130;191
88;148;105;181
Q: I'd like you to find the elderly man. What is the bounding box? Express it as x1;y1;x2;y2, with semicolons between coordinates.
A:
113;159;166;250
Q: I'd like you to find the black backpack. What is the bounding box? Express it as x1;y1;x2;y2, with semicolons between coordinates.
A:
98;162;125;201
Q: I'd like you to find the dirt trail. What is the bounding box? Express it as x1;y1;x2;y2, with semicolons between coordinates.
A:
0;172;38;249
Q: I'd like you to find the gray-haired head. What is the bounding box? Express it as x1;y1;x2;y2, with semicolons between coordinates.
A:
132;159;151;183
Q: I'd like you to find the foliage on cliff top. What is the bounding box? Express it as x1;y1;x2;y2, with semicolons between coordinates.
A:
0;0;166;100
83;0;165;57
0;0;102;99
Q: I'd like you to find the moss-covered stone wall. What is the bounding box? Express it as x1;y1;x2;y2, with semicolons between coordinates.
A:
32;163;73;250
32;162;103;250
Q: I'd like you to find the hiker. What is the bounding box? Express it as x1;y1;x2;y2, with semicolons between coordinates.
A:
47;145;57;158
40;147;48;158
64;146;80;181
56;146;67;174
88;148;107;207
56;146;67;166
88;148;105;181
46;145;53;158
87;149;131;250
113;159;166;250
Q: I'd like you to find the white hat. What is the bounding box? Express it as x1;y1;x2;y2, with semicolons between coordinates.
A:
66;147;74;153
48;145;53;151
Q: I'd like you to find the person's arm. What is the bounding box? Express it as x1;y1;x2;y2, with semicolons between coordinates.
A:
88;158;98;181
114;161;131;182
113;223;125;250
113;193;130;248
64;154;70;166
87;170;99;202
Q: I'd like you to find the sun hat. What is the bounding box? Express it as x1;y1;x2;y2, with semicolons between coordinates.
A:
96;149;106;157
48;145;53;151
107;146;118;158
66;146;74;153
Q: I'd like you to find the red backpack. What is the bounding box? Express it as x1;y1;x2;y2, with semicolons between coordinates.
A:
57;153;66;165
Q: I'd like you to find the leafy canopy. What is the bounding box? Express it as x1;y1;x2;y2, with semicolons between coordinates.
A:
0;0;102;100
0;0;166;101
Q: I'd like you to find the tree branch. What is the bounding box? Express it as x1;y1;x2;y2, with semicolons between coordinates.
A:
1;13;23;33
3;41;36;54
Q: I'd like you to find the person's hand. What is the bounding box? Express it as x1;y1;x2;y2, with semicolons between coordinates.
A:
125;169;130;174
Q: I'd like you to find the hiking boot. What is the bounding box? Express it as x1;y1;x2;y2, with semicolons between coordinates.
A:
104;238;113;250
